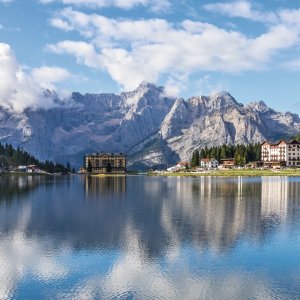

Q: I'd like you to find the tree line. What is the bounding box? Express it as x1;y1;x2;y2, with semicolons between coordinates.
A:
190;143;261;167
0;143;73;173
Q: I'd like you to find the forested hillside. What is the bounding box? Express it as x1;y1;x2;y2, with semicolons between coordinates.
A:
0;143;72;173
190;144;261;167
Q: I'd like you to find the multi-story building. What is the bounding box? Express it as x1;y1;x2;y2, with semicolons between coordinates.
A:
261;140;300;167
85;152;126;174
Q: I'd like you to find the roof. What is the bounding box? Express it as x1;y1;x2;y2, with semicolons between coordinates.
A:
201;158;210;163
289;139;300;145
220;158;234;161
86;152;126;157
201;158;217;162
177;162;189;166
261;140;300;146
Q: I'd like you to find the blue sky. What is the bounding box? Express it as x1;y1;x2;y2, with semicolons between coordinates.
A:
1;0;300;113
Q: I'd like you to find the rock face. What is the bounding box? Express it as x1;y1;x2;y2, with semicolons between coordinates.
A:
0;83;299;170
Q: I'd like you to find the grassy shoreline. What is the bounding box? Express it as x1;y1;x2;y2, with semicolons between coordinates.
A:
148;169;300;177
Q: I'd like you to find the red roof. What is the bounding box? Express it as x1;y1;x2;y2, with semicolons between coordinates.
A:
177;162;189;166
201;158;217;163
201;158;210;163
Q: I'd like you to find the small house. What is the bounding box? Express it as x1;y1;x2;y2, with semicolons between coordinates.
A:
177;162;190;169
27;165;39;173
220;158;235;169
18;165;27;172
167;165;180;172
200;158;218;169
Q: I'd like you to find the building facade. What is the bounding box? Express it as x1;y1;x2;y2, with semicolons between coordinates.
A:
85;152;126;174
220;158;235;168
200;158;218;169
261;140;300;167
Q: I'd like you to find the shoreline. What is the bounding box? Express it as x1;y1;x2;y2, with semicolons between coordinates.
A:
148;169;300;177
90;173;126;177
0;172;67;176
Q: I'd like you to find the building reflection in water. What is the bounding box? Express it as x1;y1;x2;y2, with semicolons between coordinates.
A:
84;175;126;199
0;175;45;202
1;175;300;256
160;176;299;253
261;177;288;220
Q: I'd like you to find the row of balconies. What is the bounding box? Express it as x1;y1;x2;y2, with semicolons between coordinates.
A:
92;163;125;167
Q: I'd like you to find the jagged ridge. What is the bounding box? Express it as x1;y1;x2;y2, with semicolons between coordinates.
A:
0;83;299;170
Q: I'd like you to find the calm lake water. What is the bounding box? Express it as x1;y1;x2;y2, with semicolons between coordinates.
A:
0;175;300;299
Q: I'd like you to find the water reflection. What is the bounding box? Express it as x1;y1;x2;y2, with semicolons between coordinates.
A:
0;176;300;299
261;177;288;220
84;175;126;198
0;175;45;202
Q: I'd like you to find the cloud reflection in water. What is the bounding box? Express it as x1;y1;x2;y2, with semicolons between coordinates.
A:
0;175;300;299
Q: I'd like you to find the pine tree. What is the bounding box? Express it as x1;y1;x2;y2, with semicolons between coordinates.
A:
191;150;200;167
220;146;227;160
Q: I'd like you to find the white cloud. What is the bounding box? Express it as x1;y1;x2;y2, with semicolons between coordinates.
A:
278;8;300;29
0;0;13;3
31;66;73;90
0;204;68;299
47;40;102;68
62;222;281;300
39;0;170;12
0;43;74;111
47;8;300;91
203;1;277;23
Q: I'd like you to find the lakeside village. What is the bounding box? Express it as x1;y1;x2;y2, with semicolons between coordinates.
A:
2;139;300;175
79;140;300;175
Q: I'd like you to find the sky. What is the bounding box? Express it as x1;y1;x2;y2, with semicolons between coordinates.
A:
1;0;300;112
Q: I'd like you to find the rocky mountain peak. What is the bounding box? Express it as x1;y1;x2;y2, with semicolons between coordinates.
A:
121;82;165;108
207;91;240;109
137;81;159;91
246;100;270;113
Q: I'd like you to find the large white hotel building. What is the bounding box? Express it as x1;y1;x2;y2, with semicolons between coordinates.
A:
261;140;300;167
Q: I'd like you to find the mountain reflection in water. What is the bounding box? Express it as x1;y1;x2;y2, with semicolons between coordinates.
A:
0;175;300;299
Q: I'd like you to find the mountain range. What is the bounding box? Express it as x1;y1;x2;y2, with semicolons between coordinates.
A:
0;82;299;170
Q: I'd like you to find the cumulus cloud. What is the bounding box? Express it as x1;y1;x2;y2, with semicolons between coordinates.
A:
278;8;300;29
0;43;74;111
47;8;300;92
39;0;170;12
47;40;102;68
32;66;73;90
203;1;277;23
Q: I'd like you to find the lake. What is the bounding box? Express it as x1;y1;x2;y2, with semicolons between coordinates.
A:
0;175;300;299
